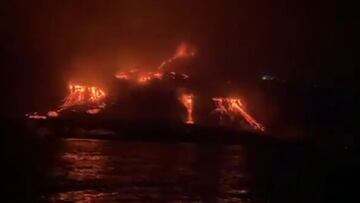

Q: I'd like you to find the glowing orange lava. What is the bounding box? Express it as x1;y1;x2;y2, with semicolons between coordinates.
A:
60;84;106;109
115;70;163;84
212;97;265;132
115;43;193;85
180;93;194;124
25;42;267;134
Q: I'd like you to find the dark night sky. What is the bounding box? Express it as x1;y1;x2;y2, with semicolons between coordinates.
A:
1;0;356;116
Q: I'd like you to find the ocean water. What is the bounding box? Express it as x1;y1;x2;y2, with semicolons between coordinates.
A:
46;138;306;203
48;139;260;203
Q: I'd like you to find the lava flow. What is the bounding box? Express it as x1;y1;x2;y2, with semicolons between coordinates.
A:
212;97;265;132
180;93;195;124
60;84;106;110
25;42;266;135
137;71;163;84
116;69;163;84
115;43;194;84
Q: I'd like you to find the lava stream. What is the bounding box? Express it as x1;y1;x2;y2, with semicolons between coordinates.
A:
212;97;265;132
60;84;106;110
180;93;195;124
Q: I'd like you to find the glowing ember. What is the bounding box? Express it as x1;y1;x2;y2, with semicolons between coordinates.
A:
60;84;106;109
212;97;265;132
180;94;195;124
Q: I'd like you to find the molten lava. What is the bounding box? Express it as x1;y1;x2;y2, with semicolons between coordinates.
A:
212;97;265;132
115;70;163;84
180;93;194;124
115;43;194;84
25;42;266;135
137;72;163;84
60;84;106;110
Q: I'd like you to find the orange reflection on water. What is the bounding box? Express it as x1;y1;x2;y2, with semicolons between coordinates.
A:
60;139;109;181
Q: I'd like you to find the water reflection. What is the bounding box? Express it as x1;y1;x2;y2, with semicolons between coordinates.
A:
48;139;255;202
54;140;110;181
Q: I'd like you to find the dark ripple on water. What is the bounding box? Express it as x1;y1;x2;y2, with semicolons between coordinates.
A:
48;138;255;203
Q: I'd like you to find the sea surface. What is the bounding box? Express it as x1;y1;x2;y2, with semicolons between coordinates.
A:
45;138;323;203
47;139;253;202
